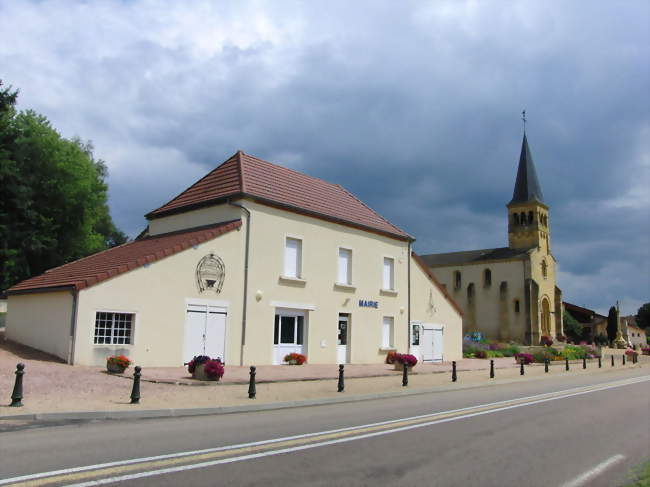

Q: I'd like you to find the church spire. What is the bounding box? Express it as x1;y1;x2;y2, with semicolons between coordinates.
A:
509;133;544;205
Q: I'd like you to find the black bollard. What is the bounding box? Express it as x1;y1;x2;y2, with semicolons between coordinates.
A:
490;359;495;379
623;354;626;365
10;363;25;407
565;358;570;371
583;357;587;369
452;361;457;382
402;362;409;387
130;366;141;404
611;355;615;367
248;366;257;399
544;359;549;373
337;364;344;392
598;356;602;368
520;359;525;375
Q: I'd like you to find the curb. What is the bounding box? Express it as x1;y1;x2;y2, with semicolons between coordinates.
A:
2;365;644;422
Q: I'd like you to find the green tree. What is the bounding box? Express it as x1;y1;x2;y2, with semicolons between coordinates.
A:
0;81;127;291
636;302;650;330
606;306;618;342
563;308;582;342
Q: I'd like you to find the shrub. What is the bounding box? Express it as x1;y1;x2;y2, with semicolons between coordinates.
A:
594;333;609;346
487;350;504;358
531;347;558;363
540;335;554;347
501;344;520;357
515;353;534;365
187;355;211;374
474;350;488;359
395;353;418;367
561;345;587;360
107;355;131;369
385;351;398;364
556;334;567;342
284;353;307;365
203;359;225;379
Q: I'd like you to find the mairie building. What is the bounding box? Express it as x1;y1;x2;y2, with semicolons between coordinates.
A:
420;134;563;345
5;151;462;366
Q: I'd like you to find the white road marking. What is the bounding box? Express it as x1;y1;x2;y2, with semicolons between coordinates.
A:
1;375;647;486
560;454;627;487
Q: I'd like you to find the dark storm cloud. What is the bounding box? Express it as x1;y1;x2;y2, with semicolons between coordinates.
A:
0;0;647;314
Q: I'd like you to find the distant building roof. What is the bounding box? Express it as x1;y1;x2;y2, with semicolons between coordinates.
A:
563;301;607;324
509;134;545;206
147;150;412;241
6;220;241;294
419;247;530;267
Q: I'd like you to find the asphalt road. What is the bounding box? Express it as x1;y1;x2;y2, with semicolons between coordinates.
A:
1;368;648;487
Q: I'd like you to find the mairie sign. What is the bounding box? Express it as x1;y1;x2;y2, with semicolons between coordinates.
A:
358;299;379;309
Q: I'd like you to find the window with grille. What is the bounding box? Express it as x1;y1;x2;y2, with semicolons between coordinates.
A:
94;312;134;345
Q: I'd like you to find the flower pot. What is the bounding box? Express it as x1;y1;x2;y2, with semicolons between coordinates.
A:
192;363;220;381
393;363;414;371
106;362;127;374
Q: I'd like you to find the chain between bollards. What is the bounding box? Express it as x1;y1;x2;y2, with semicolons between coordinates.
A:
520;358;525;375
337;364;345;392
583;357;587;369
451;361;457;382
565;357;569;371
402;362;409;387
489;359;494;379
130;366;141;404
10;363;25;407
248;366;256;399
544;359;549;373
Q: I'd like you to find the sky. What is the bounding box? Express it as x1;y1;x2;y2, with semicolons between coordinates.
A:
1;0;648;316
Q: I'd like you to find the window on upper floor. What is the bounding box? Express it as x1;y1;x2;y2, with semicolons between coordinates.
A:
382;257;395;290
514;299;520;313
454;270;461;290
484;268;492;288
284;237;302;278
337;248;352;285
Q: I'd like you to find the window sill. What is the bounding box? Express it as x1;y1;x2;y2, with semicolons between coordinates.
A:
379;347;397;352
334;282;356;292
379;288;398;297
279;275;307;286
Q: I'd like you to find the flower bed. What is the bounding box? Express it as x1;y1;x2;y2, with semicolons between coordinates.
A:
284;353;306;365
514;352;534;365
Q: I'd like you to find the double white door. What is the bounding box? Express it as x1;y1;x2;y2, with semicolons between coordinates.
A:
184;304;227;363
421;327;443;362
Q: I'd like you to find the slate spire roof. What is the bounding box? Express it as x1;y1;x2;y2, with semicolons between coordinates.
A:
147;150;412;240
509;134;544;205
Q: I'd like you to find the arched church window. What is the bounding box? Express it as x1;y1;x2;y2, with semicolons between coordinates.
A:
514;299;520;313
528;211;533;224
484;269;492;287
520;212;526;224
467;283;475;301
513;213;519;225
454;271;461;290
500;281;508;296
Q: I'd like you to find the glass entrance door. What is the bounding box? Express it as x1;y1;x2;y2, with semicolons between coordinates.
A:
337;313;350;364
273;309;306;364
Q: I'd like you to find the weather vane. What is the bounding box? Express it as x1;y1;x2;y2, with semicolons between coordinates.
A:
522;109;527;133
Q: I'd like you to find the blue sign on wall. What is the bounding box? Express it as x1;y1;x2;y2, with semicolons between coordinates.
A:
359;299;379;309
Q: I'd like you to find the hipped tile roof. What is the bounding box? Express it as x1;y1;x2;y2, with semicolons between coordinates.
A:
147;151;412;240
7;220;241;294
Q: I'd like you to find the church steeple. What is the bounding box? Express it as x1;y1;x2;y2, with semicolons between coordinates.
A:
507;133;551;253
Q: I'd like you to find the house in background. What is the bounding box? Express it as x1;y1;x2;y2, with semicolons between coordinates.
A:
420;134;563;344
5;151;462;366
621;315;647;349
563;301;607;341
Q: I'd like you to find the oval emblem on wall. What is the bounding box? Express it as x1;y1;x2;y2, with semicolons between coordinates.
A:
196;254;225;294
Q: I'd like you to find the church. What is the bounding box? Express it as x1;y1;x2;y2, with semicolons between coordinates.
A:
420;133;563;345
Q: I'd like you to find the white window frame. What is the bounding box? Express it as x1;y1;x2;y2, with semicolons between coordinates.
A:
283;235;303;279
381;316;394;348
93;310;136;346
382;256;395;291
337;247;353;285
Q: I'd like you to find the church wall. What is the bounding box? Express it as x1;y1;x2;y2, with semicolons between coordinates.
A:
529;248;559;339
428;259;528;342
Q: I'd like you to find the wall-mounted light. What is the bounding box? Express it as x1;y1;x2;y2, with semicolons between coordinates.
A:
255;290;263;302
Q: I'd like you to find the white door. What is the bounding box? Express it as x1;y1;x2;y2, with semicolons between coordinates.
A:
273;309;306;364
337;314;349;364
421;326;444;363
432;328;443;362
184;304;227;363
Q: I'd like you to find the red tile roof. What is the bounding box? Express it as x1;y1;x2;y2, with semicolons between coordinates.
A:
411;252;464;317
7;220;241;294
147;151;412;240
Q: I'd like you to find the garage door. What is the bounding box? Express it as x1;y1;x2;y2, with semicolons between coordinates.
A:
184;304;227;363
421;327;443;363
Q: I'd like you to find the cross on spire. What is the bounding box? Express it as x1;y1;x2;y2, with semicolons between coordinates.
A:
522;109;527;133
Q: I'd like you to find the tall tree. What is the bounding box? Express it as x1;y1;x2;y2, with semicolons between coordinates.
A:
606;306;618;342
636;302;650;330
0;81;127;291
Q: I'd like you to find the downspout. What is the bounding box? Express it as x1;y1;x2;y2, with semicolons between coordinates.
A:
68;289;79;365
407;241;411;348
228;200;251;366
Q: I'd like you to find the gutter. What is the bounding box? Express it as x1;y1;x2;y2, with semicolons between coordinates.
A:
407;241;411;348
68;289;79;365
228;199;251;366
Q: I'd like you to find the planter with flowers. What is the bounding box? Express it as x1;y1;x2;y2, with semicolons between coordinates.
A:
283;353;307;365
393;353;418;370
187;355;225;381
106;355;131;374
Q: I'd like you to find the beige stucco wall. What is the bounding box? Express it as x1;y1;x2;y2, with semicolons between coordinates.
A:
73;224;245;366
409;257;462;361
528;248;560;339
5;291;73;362
148;204;242;236
429;259;529;342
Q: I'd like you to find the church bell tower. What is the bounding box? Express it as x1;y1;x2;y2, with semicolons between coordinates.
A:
507;133;551;254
